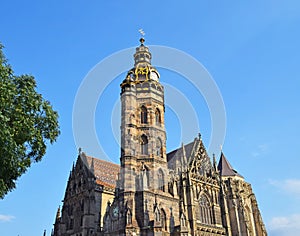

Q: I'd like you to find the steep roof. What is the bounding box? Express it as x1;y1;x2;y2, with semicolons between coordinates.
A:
167;137;208;171
167;140;196;163
85;155;120;188
217;152;243;178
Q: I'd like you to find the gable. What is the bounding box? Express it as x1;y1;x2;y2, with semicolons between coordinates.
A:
188;139;212;176
167;136;213;176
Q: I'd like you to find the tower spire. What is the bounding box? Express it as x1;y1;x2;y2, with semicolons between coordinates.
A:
217;152;243;178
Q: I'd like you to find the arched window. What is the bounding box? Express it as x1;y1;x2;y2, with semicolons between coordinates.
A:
154;207;160;222
141;135;148;155
180;213;186;227
141;164;149;189
156;138;163;157
197;194;212;225
161;209;167;231
155;108;161;125
126;209;132;225
158;169;164;191
141;106;147;124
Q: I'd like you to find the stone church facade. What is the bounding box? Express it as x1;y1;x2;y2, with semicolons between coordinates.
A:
52;39;267;236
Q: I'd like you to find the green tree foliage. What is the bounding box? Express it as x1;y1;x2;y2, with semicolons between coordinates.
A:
0;43;60;198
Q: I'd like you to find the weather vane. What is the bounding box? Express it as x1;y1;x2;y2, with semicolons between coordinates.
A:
139;29;145;45
139;29;145;37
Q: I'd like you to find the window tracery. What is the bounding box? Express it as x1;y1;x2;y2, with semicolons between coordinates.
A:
196;194;213;225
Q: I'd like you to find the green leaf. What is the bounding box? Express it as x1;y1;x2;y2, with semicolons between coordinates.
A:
0;42;60;199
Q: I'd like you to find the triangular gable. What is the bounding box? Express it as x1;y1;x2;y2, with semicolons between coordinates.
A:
167;138;198;171
167;136;213;177
188;139;212;175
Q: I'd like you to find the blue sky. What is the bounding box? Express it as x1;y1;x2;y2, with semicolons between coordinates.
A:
1;1;300;235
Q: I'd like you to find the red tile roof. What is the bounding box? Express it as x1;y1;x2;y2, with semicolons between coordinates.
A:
86;156;120;188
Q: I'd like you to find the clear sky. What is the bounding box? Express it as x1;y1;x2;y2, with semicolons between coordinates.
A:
1;1;300;236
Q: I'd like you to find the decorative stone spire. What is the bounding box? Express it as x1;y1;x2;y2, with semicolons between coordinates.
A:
213;153;218;172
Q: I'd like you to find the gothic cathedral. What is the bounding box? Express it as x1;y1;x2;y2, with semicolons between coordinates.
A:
52;38;267;236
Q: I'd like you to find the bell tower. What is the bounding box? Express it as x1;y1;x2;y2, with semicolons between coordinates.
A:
103;38;180;236
120;37;167;192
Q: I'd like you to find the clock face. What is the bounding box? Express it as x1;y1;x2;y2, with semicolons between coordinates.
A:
150;71;158;81
112;206;119;217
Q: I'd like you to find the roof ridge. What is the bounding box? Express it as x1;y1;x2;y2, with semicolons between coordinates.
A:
167;139;197;155
86;155;119;167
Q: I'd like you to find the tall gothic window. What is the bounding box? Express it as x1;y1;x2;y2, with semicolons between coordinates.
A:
155;108;161;125
126;209;132;225
161;209;167;230
141;164;149;189
156;138;163;157
141;135;148;155
141;106;148;124
158;169;164;191
196;194;212;225
180;213;186;227
154;207;160;222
